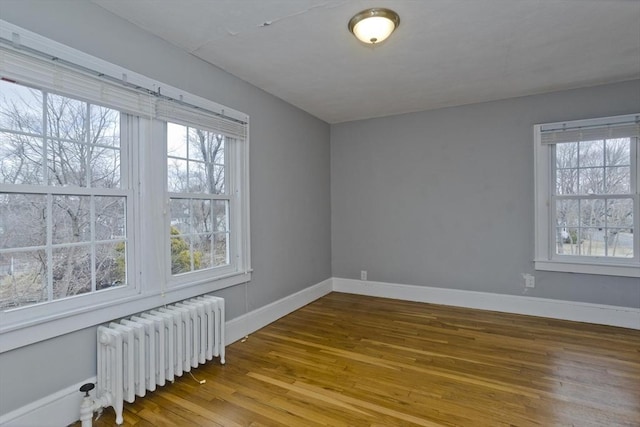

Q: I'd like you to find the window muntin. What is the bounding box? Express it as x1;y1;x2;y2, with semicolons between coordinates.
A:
0;80;129;309
167;122;231;276
535;114;639;277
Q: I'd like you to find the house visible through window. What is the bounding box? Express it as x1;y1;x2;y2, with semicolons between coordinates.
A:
534;114;639;277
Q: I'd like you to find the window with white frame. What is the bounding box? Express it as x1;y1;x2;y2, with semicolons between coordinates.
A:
167;123;230;276
0;79;132;309
0;20;250;351
158;99;249;285
534;114;639;277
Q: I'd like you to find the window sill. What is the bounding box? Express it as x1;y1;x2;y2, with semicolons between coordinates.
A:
0;271;251;353
535;259;640;278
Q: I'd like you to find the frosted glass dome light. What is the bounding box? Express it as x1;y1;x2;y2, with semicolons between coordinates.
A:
348;8;400;44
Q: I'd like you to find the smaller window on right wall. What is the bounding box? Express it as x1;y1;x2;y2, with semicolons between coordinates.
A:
534;113;640;277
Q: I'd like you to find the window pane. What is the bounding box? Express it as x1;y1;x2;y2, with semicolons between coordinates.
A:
555;199;579;227
0;250;47;309
580;199;605;228
171;235;193;275
187;127;206;162
580;228;606;256
193;234;212;271
192;199;212;234
167;122;187;158
556;227;580;255
0;193;47;248
95;196;126;240
188;160;207;193
52;195;91;244
47;140;88;187
188;128;225;164
96;241;126;289
52;245;91;300
579;140;604;167
605;138;630;167
0;80;43;134
89;105;120;147
212;164;225;194
556;142;578;169
605;166;630;194
555;169;578;195
46;94;87;142
578;167;603;195
214;200;228;232
90;147;121;189
170;198;190;234
607;199;633;228
607;229;633;258
214;233;229;267
0;132;44;185
167;158;188;193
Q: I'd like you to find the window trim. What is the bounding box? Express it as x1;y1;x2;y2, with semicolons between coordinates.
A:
533;114;640;278
0;20;251;352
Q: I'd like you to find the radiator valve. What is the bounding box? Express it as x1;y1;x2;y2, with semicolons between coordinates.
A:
79;383;109;427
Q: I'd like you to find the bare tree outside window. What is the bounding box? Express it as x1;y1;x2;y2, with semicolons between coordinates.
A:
0;80;127;309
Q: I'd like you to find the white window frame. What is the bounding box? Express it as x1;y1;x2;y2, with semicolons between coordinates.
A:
163;119;250;289
534;114;640;278
0;105;141;328
0;20;251;352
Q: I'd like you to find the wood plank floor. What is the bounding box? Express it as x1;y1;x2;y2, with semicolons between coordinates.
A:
75;292;640;426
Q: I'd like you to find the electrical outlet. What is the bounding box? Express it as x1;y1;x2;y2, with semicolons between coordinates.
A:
523;273;535;288
360;270;367;281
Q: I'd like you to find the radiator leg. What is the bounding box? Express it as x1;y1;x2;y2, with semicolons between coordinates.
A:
115;400;124;425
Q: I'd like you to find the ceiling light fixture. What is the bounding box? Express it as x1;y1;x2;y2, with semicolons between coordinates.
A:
348;8;400;45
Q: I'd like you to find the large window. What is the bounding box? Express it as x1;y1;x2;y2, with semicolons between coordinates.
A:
0;80;130;309
534;114;639;277
0;21;250;351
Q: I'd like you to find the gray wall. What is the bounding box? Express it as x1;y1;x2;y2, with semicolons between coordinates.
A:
332;80;640;307
0;0;331;415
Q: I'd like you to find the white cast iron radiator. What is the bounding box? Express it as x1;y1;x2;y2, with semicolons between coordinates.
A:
94;295;225;425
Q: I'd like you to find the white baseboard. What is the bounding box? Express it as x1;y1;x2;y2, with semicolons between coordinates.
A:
226;278;333;344
0;377;95;427
332;277;640;330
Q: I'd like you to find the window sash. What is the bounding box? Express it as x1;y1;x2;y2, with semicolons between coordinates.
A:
166;121;236;280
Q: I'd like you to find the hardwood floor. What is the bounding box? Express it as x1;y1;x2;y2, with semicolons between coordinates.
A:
76;292;640;426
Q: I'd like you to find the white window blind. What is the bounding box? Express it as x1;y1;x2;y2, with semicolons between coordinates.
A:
540;115;640;144
0;45;155;117
0;45;249;137
156;99;247;140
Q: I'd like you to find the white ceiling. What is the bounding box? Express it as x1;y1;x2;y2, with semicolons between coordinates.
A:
92;0;639;124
